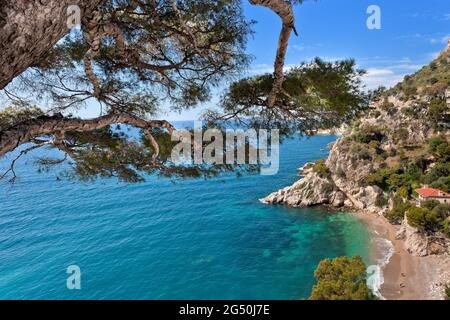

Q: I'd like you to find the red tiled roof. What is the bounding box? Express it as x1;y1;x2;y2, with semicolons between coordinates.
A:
415;188;450;198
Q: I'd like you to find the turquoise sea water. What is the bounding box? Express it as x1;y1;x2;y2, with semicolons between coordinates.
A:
0;134;371;299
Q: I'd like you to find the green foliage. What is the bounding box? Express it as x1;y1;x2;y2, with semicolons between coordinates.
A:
388;48;450;98
435;142;450;163
393;128;409;144
422;163;450;192
375;195;388;208
430;176;450;193
443;221;450;238
420;199;440;210
407;206;441;232
397;185;411;199
432;204;450;220
16;0;253;117
321;182;335;194
309;256;377;300
0;105;44;130
379;99;394;111
207;58;369;135
350;143;372;160
352;125;384;144
368;140;380;150
428;98;449;130
385;197;412;224
336;166;346;178
364;167;401;191
445;284;450;300
312;159;331;178
429;136;446;152
428;136;450;163
365;153;450;196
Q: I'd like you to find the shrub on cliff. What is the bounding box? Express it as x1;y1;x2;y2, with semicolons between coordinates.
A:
309;256;377;300
364;167;401;191
422;163;450;192
435;142;450;163
312;160;331;178
407;207;441;232
428;136;450;163
443;221;450;238
429;136;446;152
350;143;372;160
385;197;412;224
353;125;385;144
428;98;449;130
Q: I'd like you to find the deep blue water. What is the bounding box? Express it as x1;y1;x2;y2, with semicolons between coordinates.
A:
0;134;371;299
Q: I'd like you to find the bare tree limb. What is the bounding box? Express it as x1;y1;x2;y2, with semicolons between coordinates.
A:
248;0;297;107
0;112;175;157
0;141;52;182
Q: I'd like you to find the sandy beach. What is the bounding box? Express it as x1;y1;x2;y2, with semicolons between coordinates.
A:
351;211;448;300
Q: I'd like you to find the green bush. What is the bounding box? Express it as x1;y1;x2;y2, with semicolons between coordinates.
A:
364;167;400;191
445;284;450;300
380;99;394;111
429;136;446;153
313;159;331;178
420;199;440;210
443;221;450;238
397;185;410;199
321;182;335;194
375;195;388;208
422;163;450;187
368;140;380;149
430;176;450;193
393;128;409;143
428;98;449;130
435;142;450;163
432;204;450;219
407;206;441;232
353;125;384;144
309;256;377;300
385;198;412;224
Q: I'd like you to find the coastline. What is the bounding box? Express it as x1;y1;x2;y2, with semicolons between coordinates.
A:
350;210;447;300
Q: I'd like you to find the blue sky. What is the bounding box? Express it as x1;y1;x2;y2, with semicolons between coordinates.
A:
63;1;447;120
164;0;449;120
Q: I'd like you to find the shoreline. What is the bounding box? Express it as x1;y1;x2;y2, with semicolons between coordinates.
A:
349;209;446;300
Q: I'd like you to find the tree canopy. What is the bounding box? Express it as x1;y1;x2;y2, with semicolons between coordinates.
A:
309;256;377;300
0;0;369;182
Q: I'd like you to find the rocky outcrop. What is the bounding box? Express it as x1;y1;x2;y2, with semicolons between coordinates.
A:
261;41;450;259
396;219;450;256
261;170;346;207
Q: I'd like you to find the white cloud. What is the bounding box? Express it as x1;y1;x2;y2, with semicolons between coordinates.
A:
361;61;425;90
249;64;273;74
362;68;406;90
249;63;297;75
291;45;305;51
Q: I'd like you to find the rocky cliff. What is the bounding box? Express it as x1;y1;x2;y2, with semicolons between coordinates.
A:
262;40;450;257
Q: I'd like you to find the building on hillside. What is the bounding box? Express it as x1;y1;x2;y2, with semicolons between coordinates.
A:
415;187;450;204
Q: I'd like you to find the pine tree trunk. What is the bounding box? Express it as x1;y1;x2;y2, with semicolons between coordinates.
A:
0;0;103;89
